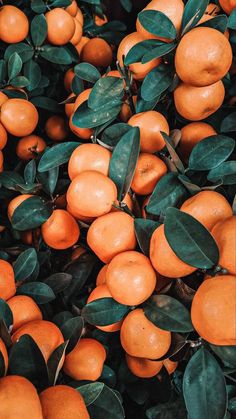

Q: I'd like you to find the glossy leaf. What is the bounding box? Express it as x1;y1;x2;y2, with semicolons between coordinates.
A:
13;248;38;281
142;42;177;64
61;316;84;353
77;382;104;406
23;59;41;91
120;0;132;12
72;100;122;129
198;14;228;33
88;76;124;109
0;299;13;329
134;218;160;256
8;53;22;80
43;273;72;294
30;14;47;47
17;282;56;304
38;142;79;172
124;40;159;65
11;196;53;231
207;161;236;185
136;95;160;113
210;344;236;368
40;46;73;65
228;9;236;29
162;132;185;173
24;160;37;184
74;63;101;83
10;75;29;88
141;65;173;101
101;123;132;147
138;10;177;39
221;112;236;132
181;0;208;34
4;43;34;63
31;0;47;13
31;96;61;113
82;298;129;326
47;342;68;386
178;174;201;195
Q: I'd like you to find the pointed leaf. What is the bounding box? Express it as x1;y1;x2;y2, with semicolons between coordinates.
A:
181;0;209;34
101;123;132;148
141;64;173;101
24;160;37;184
47;341;68;385
207;161;236;185
8;53;22;80
72;100;121;129
138;10;177;39
88;76;124;109
221;112;236;133
13;248;38;281
0;299;13;329
82;298;129;326
30;14;47;47
162;132;185;173
134;218;160;256
38;142;80;172
17;282;56;304
23;59;41;91
11;196;53;231
74;63;101;83
61;316;84;353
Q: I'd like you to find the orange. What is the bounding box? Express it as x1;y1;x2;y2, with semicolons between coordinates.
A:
106;251;156;306
68;143;111;180
40;385;89;419
211;216;236;275
0;338;8;374
12;320;64;361
150;224;197;278
74;88;92;111
174;80;225;121
7;295;42;332
178;122;217;162
8;194;33;220
117;32;161;81
70;18;83;46
175;27;232;87
20;228;40;245
0;376;43;419
0;150;3;172
191;275;236;345
66;171;117;218
87;284;123;332
112;192;134;213
120;308;171;359
219;0;236;14
0;92;8;107
65;93;76;117
120;96;137;122
0;98;38;137
205;3;221;14
69;88;93;140
64;68;75;92
141;195;150;219
136;0;184;41
16;135;46;160
81;38;113;68
41;209;80;250
126;354;163;378
71;245;87;261
128;110;169;153
180;191;233;230
67;203;95;224
163;358;178;374
87;212;137;263
95;14;108;26
63;338;106;381
0;6;29;43
0;259;16;300
131;153;167;195
45;8;76;46
45;115;67;141
74;36;90;55
66;0;78;17
0;123;7;150
75;7;84;26
96;264;108;285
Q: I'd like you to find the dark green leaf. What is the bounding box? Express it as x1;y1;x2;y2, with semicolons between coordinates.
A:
141;65;173;101
0;171;24;190
40;46;73;65
88;77;124;109
53;311;73;328
77;382;104;406
0;299;13;329
221;112;236;132
13;248;38;281
146;399;187;419
134;218;160;256
8;53;22;80
207;161;236;184
10;76;29;88
74;63;101;83
71;75;84;95
210;344;236;368
181;0;208;34
31;96;61;113
38;142;80;172
72;100;121;129
142;42;177;64
30;14;47;47
17;281;55;304
47;166;59;195
0;60;7;81
136;95;159;113
162;132;185;173
198;14;228;33
124;40;159;65
43;273;72;294
24;160;36;184
82;298;129;326
178;175;201;195
138;10;177;39
120;0;132;12
228;9;236;29
4;43;34;64
31;0;47;13
61;316;84;353
23;60;41;91
0;352;6;378
47;341;68;386
101;123;132;147
100;365;116;388
11;196;53;231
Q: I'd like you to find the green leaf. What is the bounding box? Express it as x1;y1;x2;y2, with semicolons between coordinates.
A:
4;43;34;64
100;365;116;388
178;174;201;195
207;161;236;185
13;248;38;281
38;142;80;172
43;273;72;294
47;166;59;195
61;316;84;353
0;299;13;329
30;14;47;47
88;77;124;109
31;96;61;113
109;127;140;200
74;63;101;83
124;39;159;65
0;171;24;190
11;196;53;231
72;100;121;129
164;207;219;269
136;95;159;113
181;0;208;34
82;298;129;326
120;0;132;12
144;295;193;333
47;342;68;386
16;281;56;304
23;60;41;91
210;344;236;368
146;399;187;419
228;9;236;29
10;76;29;88
221;112;236;133
162;132;185;173
134;218;160;256
188;135;235;171
142;42;177;64
138;10;177;40
24;160;36;184
183;347;227;419
141;64;173;101
40;46;73;65
0;60;7;81
198;14;228;33
77;382;104;406
71;75;84;95
101;123;132;148
31;0;47;13
8;53;22;81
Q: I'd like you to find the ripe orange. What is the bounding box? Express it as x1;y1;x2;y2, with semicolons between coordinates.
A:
0;123;7;150
70;18;83;46
211;216;236;275
64;68;75;92
117;32;161;81
66;171;117;218
65;93;76;117
174;80;225;121
150;224;197;278
0;376;43;419
0;259;16;300
95;14;108;26
66;0;78;17
112;192;134;213
16;135;46;160
120;96;137;122
0;5;29;43
45;8;76;46
63;338;106;381
69;88;93;140
178;122;217;162
205;3;221;14
0;152;3;172
8;194;33;220
0;338;8;374
81;38;113;68
87;284;123;332
20;228;41;246
75;7;84;26
45;115;67;141
12;320;64;361
87;212;137;263
180;191;233;230
41;209;80;250
141;195;150;219
219;0;236;14
68;143;111;180
191;275;236;345
67;203;95;224
131;153;167;195
175;27;232;87
71;245;87;261
163;358;178;374
0;92;8;107
121;308;171;359
74;36;90;55
136;0;184;41
126;354;163;378
7;295;42;332
40;385;89;419
96;264;108;285
1;99;38;137
106;251;156;306
128;110;169;153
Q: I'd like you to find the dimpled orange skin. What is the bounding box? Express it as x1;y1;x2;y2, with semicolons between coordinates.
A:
41;209;80;250
7;194;33;220
75;7;84;26
87;212;137;263
16;135;46;161
0;123;7;150
67;203;95;224
150;224;197;278
178;122;217;162
0;376;43;419
87;284;123;332
180;191;233;231
174;80;225;121
0;99;38;137
191;275;236;345
39;385;90;419
68;143;111;180
128;111;169;153
74;36;90;55
45;8;76;46
126;354;163;378
211;216;236;275
117;32;161;81
66;0;78;17
0;92;8;108
121;309;171;359
45;115;67;141
219;0;236;14
175;27;232;87
0;338;8;373
0;6;29;43
63;338;106;381
106;251;156;306
81;38;113;68
66;171;117;218
0;259;16;301
70;18;83;46
131;153;167;195
96;264;108;285
7;295;42;332
69;88;93;140
12;320;64;361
